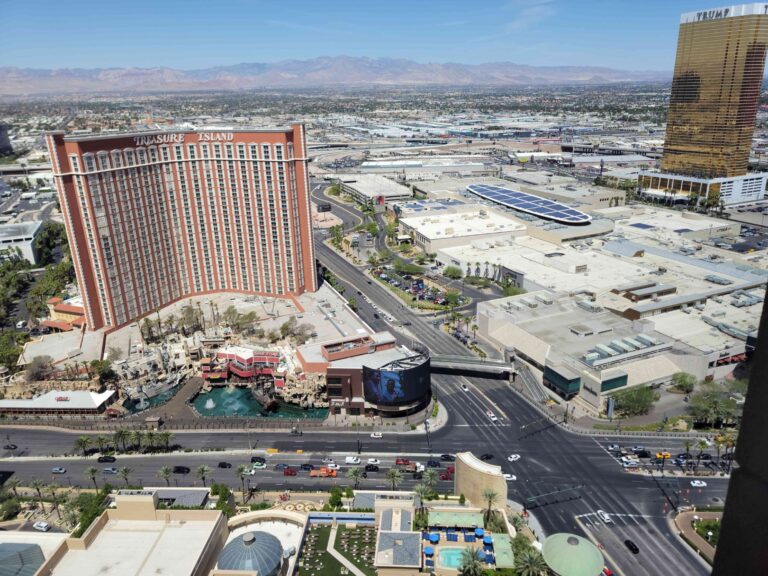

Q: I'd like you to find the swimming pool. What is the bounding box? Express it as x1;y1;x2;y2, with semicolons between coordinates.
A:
439;548;465;569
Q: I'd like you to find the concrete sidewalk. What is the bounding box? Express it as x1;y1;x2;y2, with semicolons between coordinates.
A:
674;510;719;564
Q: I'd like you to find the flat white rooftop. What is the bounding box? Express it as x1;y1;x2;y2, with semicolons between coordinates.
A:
336;174;412;199
49;518;218;576
0;390;114;410
400;208;525;240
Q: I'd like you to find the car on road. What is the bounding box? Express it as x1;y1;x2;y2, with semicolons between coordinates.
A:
635;450;652;459
3;444;17;450
699;453;712;460
461;384;469;392
300;464;314;471
327;463;341;471
367;458;381;465
251;462;267;470
250;456;266;464
656;452;672;459
97;455;116;463
274;463;289;471
440;454;455;462
486;410;499;423
691;480;708;488
412;471;423;480
479;453;494;461
322;457;335;464
33;521;51;532
676;453;693;460
51;467;66;474
173;466;190;474
370;432;383;439
602;568;614;576
507;454;521;462
631;445;645;453
395;458;411;466
283;467;297;476
597;510;614;525
344;456;361;465
426;460;441;468
102;467;118;475
607;444;621;452
624;539;640;554
365;464;379;472
503;474;517;481
373;313;380;319
217;461;232;469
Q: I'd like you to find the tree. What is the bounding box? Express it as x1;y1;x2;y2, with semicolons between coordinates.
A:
329;486;343;509
158;431;173;452
85;466;99;490
33;221;68;266
386;468;403;491
30;478;46;512
458;547;484;576
423;469;439;493
25;355;52;382
688;380;740;427
158;466;172;487
94;435;109;453
346;467;363;489
74;435;91;457
515;548;548;576
470;324;478;340
612;387;658;416
443;266;463;280
129;430;144;452
145;431;156;451
106;346;123;362
482;488;498;522
683;439;693;456
113;430;128;453
672;372;697;394
5;477;21;499
346;297;358;311
196;465;212;487
413;483;430;516
222;305;239;327
236;465;249;503
696;438;709;467
118;466;133;487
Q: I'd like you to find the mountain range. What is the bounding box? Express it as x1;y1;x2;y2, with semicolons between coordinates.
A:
0;56;670;95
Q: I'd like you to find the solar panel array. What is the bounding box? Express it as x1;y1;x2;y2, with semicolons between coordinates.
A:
466;184;592;225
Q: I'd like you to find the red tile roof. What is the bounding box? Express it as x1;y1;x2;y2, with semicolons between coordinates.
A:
40;320;73;332
53;304;85;316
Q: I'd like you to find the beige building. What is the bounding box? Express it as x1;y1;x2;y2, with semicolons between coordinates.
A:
454;452;507;507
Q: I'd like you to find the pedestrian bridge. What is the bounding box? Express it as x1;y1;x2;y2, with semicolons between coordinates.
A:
430;355;515;377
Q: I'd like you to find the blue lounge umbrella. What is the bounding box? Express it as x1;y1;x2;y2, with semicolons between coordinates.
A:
474;528;484;537
424;546;434;556
429;533;440;543
483;535;493;545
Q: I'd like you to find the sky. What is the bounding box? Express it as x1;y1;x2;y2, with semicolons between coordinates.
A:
0;0;729;70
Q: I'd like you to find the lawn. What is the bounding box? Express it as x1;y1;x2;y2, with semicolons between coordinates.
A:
336;525;377;576
296;525;345;576
694;519;721;547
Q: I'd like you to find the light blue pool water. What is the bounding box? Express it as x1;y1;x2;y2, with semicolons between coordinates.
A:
439;548;465;569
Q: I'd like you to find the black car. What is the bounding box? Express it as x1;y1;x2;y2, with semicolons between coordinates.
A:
274;463;289;470
97;455;116;463
365;464;379;472
479;453;494;461
440;454;455;462
373;313;380;319
251;456;266;464
676;453;693;460
426;460;441;468
300;463;314;471
699;453;712;460
217;461;232;469
624;540;640;554
412;471;423;480
172;466;190;474
635;450;652;459
3;444;18;450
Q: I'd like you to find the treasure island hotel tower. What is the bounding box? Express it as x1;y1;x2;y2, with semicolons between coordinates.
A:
47;126;316;331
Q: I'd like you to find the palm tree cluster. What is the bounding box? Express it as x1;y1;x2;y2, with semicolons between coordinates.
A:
73;430;175;457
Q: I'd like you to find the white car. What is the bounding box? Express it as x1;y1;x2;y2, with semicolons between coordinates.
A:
322;457;335;464
507;454;521;462
608;444;621;452
367;458;381;465
690;480;708;488
461;384;469;392
102;467;118;475
33;521;51;532
486;411;499;423
243;468;257;476
503;474;517;481
370;432;383;439
327;463;341;471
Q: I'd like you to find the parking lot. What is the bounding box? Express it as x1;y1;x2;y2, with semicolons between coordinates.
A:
371;265;469;310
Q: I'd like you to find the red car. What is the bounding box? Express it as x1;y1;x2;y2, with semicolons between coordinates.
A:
395;458;411;466
602;567;614;576
440;472;453;481
283;467;297;476
446;466;455;474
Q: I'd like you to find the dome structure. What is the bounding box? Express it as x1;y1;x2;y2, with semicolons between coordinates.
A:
541;533;604;576
217;531;284;576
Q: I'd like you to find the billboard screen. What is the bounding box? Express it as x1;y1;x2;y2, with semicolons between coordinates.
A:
363;358;430;406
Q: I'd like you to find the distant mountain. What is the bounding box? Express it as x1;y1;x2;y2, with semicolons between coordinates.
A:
0;57;670;95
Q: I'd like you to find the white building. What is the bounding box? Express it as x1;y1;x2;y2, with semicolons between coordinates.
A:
0;221;43;264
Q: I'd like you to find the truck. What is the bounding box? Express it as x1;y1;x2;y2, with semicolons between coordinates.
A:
396;461;425;473
309;467;338;478
20;192;36;200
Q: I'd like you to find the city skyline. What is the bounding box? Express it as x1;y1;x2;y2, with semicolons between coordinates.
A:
0;0;751;71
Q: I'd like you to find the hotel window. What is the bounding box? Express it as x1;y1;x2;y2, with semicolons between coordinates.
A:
84;155;95;172
97;153;110;170
201;145;209;159
70;156;80;172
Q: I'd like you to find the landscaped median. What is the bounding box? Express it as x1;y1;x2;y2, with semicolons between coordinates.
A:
674;509;721;565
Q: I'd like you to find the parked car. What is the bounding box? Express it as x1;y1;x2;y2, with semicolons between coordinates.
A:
217;462;232;469
51;467;66;474
97;455;116;463
631;445;645;453
33;521;51;532
172;466;190;474
635;450;652;459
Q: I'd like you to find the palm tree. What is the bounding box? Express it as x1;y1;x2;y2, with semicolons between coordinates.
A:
346;467;363;489
50;492;65;520
158;431;173;452
145;431;156;452
196;465;212;487
118;466;133;487
74;435;91;457
129;430;144;452
714;436;724;466
45;484;59;507
30;478;46;512
413;482;430;516
236;465;249;503
158;466;172;487
6;477;21;499
683;439;693;456
458;547;484;576
386;468;403;491
471;323;478;340
165;314;177;335
423;469;439;492
482;488;498;522
515;548;548;576
696;439;709;468
94;435;109;453
113;430;128;453
85;466;99;490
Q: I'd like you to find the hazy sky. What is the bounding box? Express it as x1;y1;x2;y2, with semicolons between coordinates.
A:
0;0;723;69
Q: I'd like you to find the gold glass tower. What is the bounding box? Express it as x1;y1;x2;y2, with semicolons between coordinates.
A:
661;4;768;178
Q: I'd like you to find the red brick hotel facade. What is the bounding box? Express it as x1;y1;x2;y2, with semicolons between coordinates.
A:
47;125;316;331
